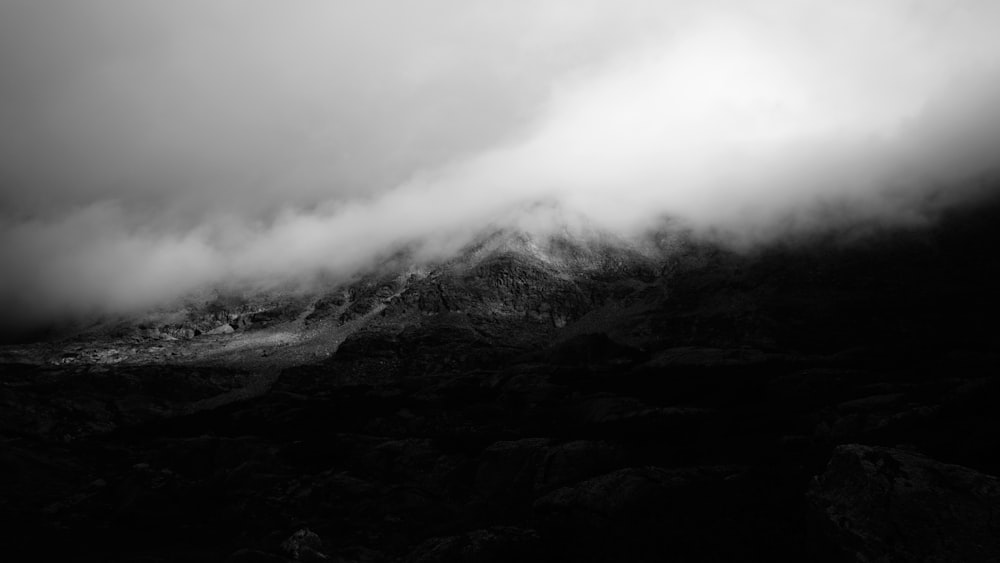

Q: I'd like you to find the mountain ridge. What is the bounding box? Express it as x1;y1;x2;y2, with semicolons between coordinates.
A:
3;191;1000;561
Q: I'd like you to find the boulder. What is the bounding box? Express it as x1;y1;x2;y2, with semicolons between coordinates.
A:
809;444;1000;562
281;528;327;562
206;324;235;335
176;328;196;339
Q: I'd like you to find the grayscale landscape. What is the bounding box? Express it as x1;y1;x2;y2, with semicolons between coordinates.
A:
2;2;1000;561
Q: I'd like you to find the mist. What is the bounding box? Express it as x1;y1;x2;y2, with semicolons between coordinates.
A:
2;0;1000;332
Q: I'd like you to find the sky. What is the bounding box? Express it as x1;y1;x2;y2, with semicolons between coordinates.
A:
1;0;1000;332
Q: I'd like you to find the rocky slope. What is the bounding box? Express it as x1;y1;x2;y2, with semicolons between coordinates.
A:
2;193;1000;561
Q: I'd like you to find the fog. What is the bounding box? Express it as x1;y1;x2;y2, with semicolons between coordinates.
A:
2;0;1000;332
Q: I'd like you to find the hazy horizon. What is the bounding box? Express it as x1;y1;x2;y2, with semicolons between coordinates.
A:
2;0;1000;332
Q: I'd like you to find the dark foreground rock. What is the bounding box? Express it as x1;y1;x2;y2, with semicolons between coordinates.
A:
809;444;1000;563
406;526;543;563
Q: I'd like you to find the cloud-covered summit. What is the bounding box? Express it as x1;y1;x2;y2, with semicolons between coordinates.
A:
2;0;1000;332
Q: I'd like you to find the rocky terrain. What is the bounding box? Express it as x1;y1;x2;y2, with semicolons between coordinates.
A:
3;191;1000;561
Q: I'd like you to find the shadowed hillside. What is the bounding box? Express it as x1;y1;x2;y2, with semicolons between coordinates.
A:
2;191;1000;562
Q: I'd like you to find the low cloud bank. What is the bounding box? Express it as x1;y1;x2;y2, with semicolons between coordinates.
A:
2;0;1000;334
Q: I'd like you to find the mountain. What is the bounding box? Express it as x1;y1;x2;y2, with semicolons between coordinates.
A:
2;192;1000;561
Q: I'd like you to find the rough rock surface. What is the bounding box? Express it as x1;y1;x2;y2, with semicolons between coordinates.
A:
809;444;1000;562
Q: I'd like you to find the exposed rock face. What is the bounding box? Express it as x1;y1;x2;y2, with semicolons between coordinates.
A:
809;444;1000;563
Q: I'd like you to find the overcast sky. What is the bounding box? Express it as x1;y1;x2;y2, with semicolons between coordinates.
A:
2;0;1000;331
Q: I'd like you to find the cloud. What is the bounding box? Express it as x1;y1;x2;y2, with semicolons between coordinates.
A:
2;0;1000;334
